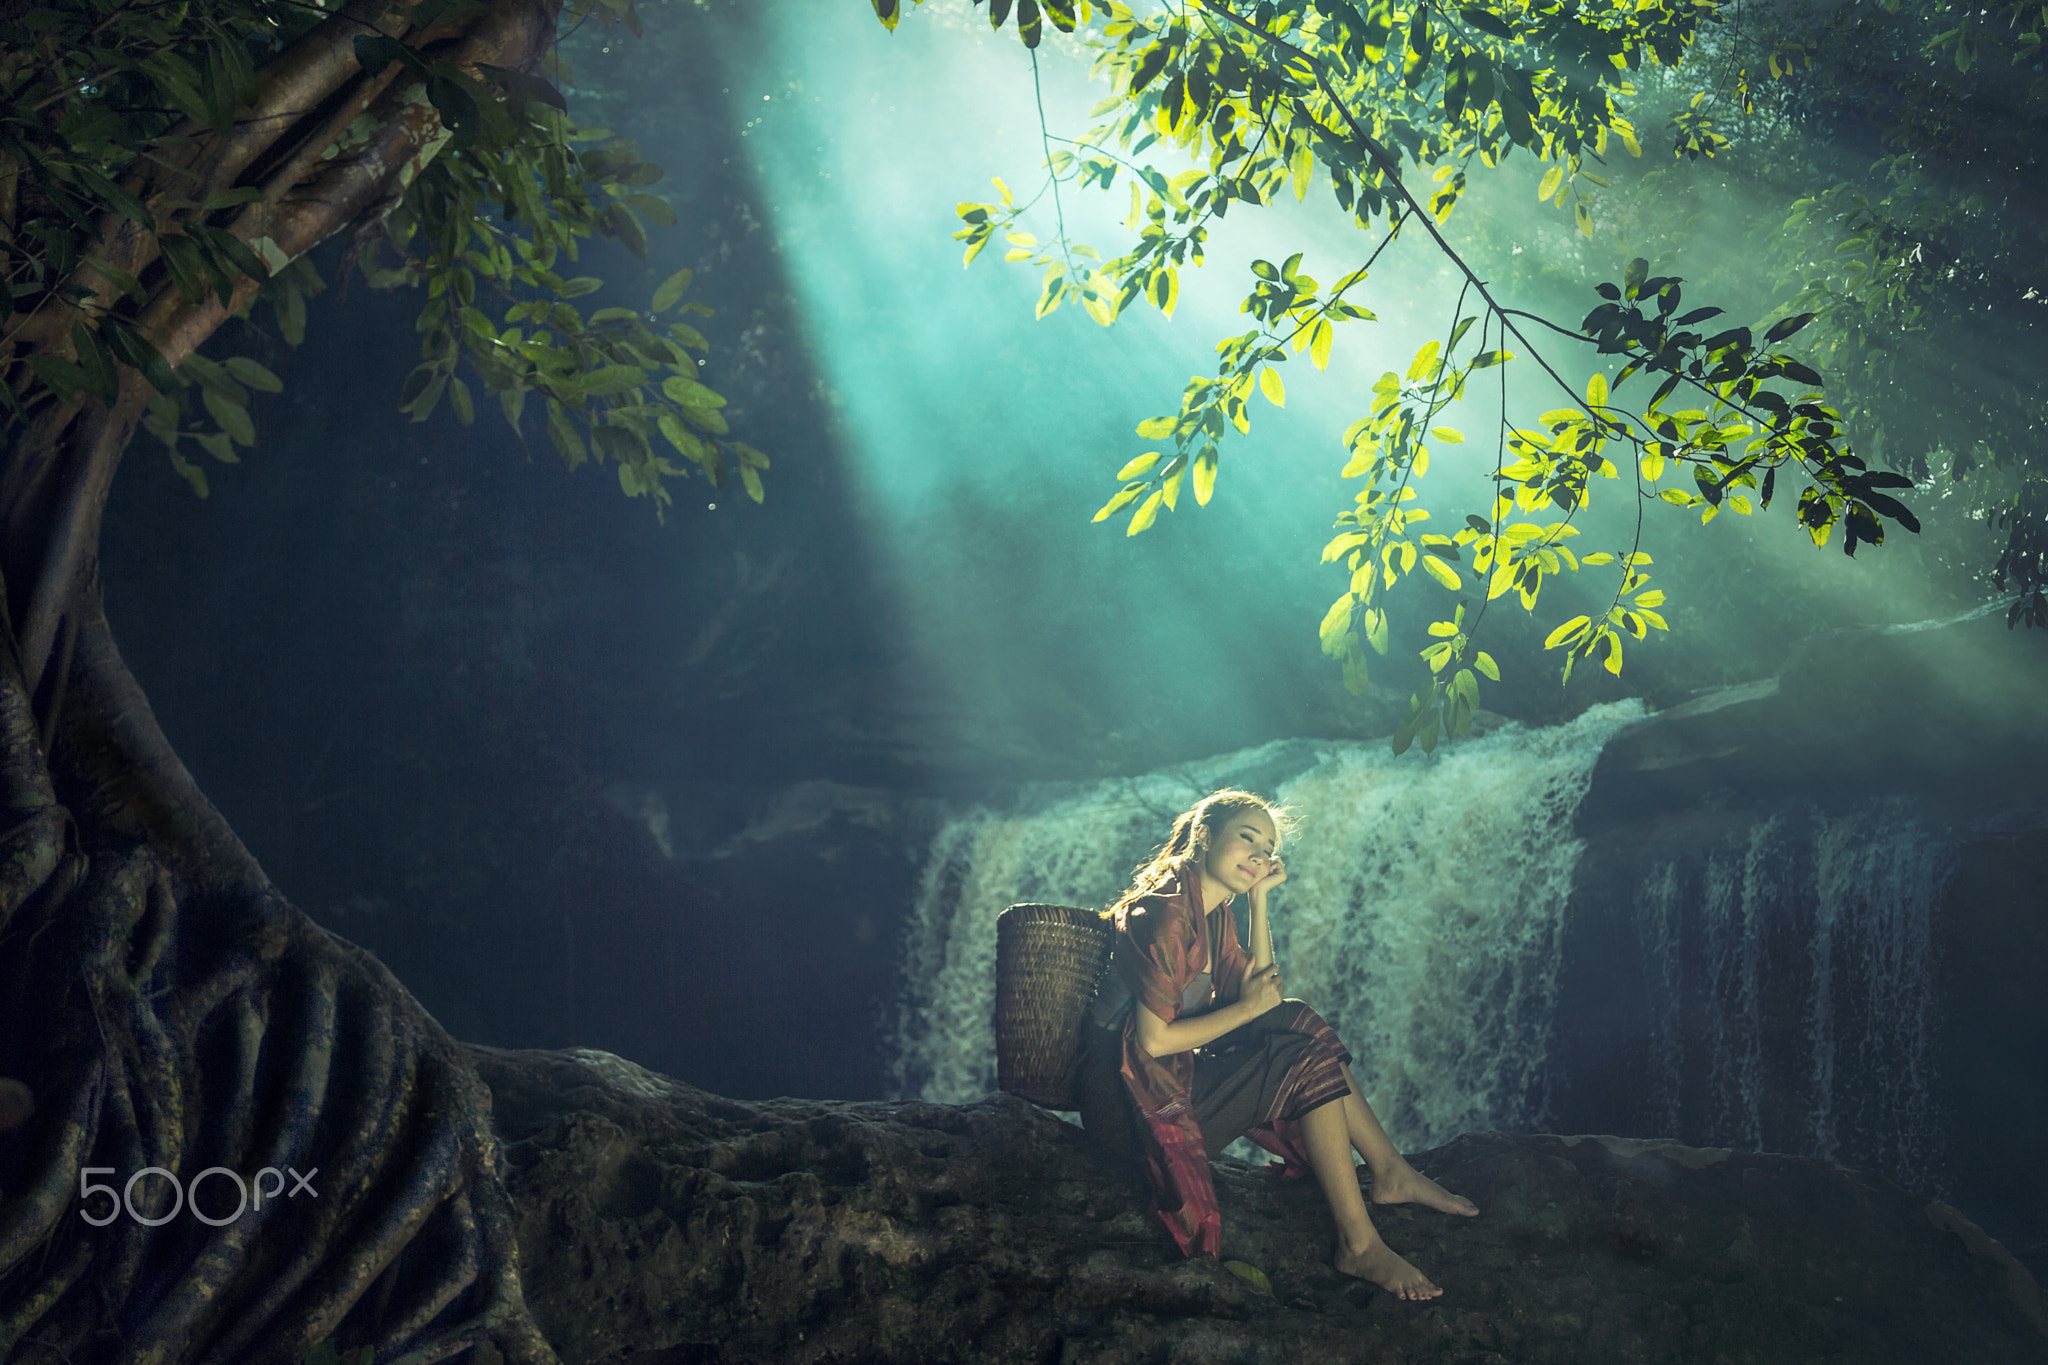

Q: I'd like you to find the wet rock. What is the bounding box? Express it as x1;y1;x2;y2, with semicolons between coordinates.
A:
1553;610;2048;1279
471;1046;2048;1365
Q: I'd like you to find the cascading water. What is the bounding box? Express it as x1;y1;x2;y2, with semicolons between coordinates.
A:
1626;798;1953;1185
891;702;1642;1150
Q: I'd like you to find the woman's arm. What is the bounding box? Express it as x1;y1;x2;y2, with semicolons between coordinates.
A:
1247;893;1274;973
1134;964;1284;1057
1246;858;1283;973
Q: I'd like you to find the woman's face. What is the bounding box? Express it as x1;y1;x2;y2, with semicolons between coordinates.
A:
1200;808;1279;898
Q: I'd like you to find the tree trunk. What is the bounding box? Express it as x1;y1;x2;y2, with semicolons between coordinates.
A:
0;2;566;1360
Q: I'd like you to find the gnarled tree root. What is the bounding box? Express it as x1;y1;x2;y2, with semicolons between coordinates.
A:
0;607;555;1363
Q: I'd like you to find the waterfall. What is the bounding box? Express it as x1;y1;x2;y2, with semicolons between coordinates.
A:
891;702;1642;1149
1629;798;1953;1183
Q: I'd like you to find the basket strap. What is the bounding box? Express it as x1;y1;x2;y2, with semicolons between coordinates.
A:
1084;946;1131;1031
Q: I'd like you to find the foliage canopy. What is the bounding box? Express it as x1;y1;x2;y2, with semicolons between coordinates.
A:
876;0;2044;750
6;0;2037;749
0;0;761;516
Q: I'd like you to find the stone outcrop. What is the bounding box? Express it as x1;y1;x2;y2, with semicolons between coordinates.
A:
472;1045;2048;1365
1551;609;2048;1280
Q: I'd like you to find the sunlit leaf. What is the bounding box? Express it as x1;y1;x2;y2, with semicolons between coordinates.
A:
1319;596;1354;655
1192;446;1218;505
1544;616;1591;649
1094;483;1145;522
1127;488;1165;536
1419;555;1461;590
1310;319;1334;370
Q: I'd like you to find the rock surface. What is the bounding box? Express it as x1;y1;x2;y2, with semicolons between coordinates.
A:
1552;610;2048;1277
471;1045;2048;1365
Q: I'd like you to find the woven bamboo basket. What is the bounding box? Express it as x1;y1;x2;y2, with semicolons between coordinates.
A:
994;903;1114;1109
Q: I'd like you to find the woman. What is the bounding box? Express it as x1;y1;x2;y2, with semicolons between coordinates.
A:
1075;789;1477;1299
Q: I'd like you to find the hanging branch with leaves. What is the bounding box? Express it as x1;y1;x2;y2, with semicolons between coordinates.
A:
878;0;1920;751
1;0;759;519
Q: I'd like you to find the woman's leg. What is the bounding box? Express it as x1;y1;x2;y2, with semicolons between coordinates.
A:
1335;1061;1479;1217
1299;1098;1442;1299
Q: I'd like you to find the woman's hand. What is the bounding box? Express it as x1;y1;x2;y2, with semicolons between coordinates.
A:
1249;856;1287;900
1238;963;1284;1017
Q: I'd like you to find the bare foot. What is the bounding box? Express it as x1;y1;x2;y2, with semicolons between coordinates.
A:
1369;1159;1479;1217
1334;1239;1443;1300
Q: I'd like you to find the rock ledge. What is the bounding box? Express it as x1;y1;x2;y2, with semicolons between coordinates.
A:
471;1046;2048;1365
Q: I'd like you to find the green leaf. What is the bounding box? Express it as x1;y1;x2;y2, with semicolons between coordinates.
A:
477;63;570;112
651;268;694;313
652;409;692;452
249;236;293;277
1764;311;1816;344
224;357;283;393
168;450;210;498
547;402;587;467
1319;596;1354;656
1543;615;1591;649
1341;653;1370;695
1135;415;1176;439
1223;1261;1273;1293
601;201;649;258
628;193;678;227
1127;488;1165;536
1419;555;1461;590
592;424;648;463
1403;5;1431;87
101;322;179;394
1093;483;1145;523
352;34;416;80
276;284;307;346
1259;366;1285;407
579;365;647;396
1116;451;1162;480
1474;650;1500;681
1192;445;1218;505
662;375;725;407
202;388;255;446
682;404;729;435
84;258;146;303
1461;7;1514;39
1407;340;1441;382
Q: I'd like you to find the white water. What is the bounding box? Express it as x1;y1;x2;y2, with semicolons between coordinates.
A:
891;702;1642;1149
1631;798;1952;1178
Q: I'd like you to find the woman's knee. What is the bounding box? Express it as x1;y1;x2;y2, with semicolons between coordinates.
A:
1277;999;1324;1027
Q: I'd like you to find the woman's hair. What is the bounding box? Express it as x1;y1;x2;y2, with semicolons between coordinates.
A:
1107;788;1293;917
